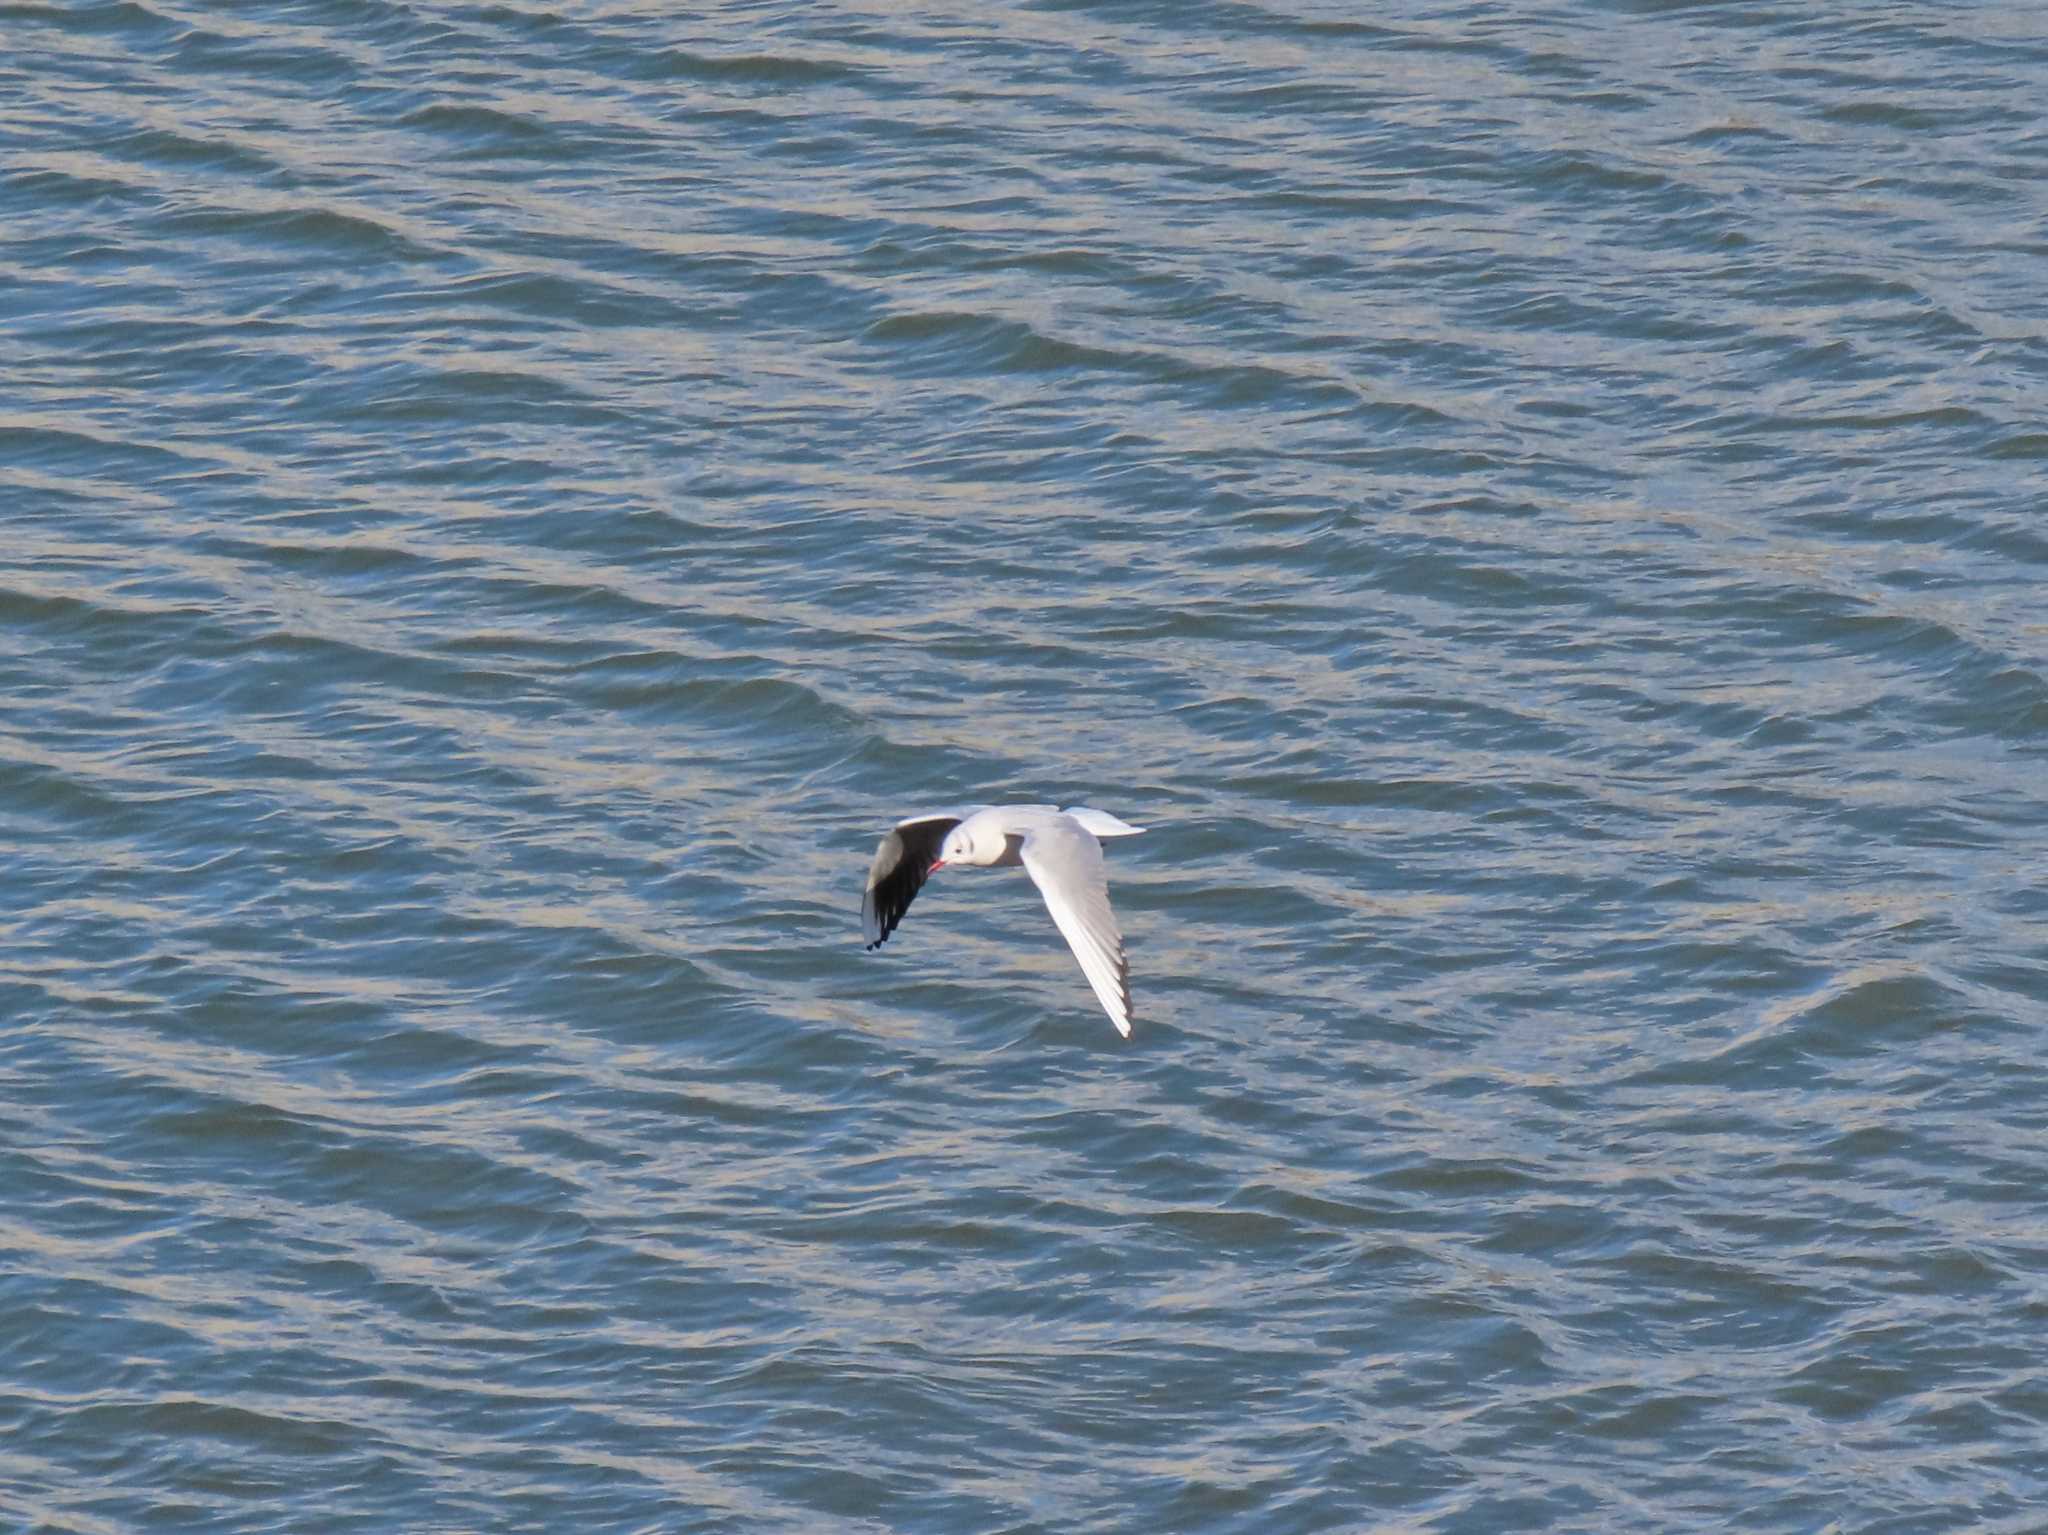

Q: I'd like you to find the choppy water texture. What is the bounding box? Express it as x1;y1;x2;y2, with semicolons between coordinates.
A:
5;2;2048;1530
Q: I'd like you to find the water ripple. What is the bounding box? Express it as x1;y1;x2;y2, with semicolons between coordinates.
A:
4;0;2047;1530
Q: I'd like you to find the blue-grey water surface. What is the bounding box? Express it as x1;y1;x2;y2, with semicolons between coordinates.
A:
5;3;2048;1530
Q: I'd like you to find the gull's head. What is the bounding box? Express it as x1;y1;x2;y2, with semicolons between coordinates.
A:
938;820;996;868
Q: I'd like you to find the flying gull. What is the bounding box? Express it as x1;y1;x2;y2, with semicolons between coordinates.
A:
862;804;1145;1037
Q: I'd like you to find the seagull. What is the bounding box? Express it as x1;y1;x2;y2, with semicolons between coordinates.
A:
862;805;1146;1037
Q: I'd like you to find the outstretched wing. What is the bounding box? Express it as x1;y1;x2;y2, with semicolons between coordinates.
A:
1019;819;1133;1038
862;812;964;949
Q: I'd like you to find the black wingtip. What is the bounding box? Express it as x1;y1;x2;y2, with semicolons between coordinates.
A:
860;816;959;956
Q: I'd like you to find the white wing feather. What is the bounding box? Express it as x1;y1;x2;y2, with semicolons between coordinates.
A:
1019;819;1133;1037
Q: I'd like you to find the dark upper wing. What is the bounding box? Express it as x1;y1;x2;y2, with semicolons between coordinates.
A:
861;814;961;948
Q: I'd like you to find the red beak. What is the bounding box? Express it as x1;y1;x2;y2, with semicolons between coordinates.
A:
929;859;946;873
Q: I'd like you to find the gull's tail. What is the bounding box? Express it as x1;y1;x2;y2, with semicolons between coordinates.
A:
1061;806;1146;838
